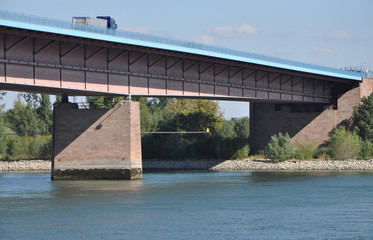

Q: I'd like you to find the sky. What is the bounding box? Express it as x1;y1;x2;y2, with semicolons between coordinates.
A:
1;0;373;119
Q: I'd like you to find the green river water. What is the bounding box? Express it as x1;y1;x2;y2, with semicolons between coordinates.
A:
1;171;373;239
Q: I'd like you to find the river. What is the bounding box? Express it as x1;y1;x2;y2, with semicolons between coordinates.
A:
1;171;373;239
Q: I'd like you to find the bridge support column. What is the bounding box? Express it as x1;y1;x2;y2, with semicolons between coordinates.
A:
250;78;373;150
51;101;142;180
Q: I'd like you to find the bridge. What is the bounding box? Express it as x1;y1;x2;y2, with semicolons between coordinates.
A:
0;10;372;180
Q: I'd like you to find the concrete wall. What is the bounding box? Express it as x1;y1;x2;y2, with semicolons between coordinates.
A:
250;78;373;149
52;101;142;180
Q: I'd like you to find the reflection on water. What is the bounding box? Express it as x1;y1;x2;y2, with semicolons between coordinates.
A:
52;179;145;198
249;170;373;182
1;170;373;240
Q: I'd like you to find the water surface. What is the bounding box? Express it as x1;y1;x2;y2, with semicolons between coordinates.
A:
1;171;373;239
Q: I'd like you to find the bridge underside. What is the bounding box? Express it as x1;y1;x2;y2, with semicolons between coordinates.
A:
0;26;357;103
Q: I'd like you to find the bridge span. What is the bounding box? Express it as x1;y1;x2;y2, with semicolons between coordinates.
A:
0;11;371;180
0;10;366;103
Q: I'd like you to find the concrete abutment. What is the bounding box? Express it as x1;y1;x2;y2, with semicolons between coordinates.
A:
250;78;373;149
51;101;142;180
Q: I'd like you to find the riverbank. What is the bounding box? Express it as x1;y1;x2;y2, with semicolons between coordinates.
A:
1;159;373;172
0;160;51;172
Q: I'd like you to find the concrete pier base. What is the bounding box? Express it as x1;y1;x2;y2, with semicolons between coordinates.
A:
51;101;142;180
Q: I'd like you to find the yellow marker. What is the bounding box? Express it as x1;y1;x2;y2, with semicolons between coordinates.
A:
206;128;210;133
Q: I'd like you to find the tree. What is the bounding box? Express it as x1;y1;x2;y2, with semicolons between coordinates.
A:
86;96;125;109
352;93;373;142
0;91;6;111
0;91;7;157
22;93;53;133
165;99;224;132
5;96;40;134
4;93;53;134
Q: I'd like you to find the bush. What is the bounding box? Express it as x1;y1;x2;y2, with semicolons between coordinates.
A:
294;141;317;160
4;135;52;160
264;132;294;162
6;136;30;160
231;144;250;160
329;127;361;160
314;147;331;159
0;135;6;160
359;140;373;160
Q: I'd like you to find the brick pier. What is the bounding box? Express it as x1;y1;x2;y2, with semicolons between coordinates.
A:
51;101;142;180
250;78;373;149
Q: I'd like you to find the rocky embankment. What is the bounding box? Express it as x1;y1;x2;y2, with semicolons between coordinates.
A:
144;159;373;171
0;160;51;171
2;159;373;172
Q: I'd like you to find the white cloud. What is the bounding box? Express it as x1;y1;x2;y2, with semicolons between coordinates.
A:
123;26;153;35
236;24;258;36
195;34;216;45
312;47;336;57
328;30;351;40
209;24;258;37
211;26;234;36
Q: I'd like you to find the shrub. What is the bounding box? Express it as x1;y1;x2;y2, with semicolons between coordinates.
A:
314;147;331;159
3;135;52;160
264;132;294;162
329;127;361;160
359;140;373;160
6;136;30;160
294;141;317;160
231;144;250;160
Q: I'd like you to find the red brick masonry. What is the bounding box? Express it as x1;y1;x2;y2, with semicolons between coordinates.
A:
52;101;142;180
250;78;373;149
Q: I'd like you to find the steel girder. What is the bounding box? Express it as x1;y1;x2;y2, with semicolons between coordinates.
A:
0;27;356;103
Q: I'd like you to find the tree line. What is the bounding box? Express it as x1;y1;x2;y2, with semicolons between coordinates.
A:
0;93;251;160
0;92;53;160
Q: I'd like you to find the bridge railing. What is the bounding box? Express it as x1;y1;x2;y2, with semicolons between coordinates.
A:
0;10;369;79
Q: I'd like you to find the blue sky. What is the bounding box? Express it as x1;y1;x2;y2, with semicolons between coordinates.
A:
1;0;373;118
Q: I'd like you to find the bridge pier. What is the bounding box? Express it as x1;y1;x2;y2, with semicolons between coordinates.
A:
250;78;373;149
51;101;142;180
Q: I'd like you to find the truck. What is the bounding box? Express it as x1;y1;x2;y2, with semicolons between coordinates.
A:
72;16;117;29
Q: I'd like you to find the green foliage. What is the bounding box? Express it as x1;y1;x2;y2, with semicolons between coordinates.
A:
352;92;373;142
0;93;53;160
329;127;361;160
0;91;6;112
294;141;317;160
234;117;250;139
4;94;53;134
166;99;225;132
4;135;51;160
5;96;41;134
264;132;294;162
359;140;373;160
87;96;125;109
0;92;7;158
314;147;331;160
231;144;250;160
141;98;250;160
23;93;53;133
